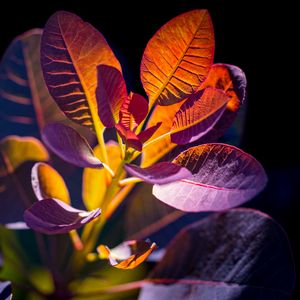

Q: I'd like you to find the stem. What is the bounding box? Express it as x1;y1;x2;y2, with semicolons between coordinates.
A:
95;127;109;165
69;230;83;251
119;177;143;186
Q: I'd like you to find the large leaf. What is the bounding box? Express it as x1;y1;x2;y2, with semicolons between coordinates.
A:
139;209;295;300
153;144;267;212
141;10;214;106
82;141;123;210
31;162;70;204
41;11;121;132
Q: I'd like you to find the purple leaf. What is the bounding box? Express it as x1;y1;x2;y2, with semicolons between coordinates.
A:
23;198;101;234
125;162;191;185
170;88;230;145
115;123;143;151
138;122;162;144
139;209;295;300
0;281;12;299
153;143;267;212
96;65;127;128
42;123;103;168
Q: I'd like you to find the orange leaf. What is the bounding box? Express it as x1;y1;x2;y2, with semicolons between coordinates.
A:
41;11;121;133
141;10;214;107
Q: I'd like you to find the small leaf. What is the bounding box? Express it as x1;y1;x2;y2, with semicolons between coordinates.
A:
139;209;295;300
42;123;104;168
24;198;101;234
83;141;123;210
97;240;157;270
153;144;267;212
170;87;230;144
41;11;121;131
115;124;142;151
125;162;191;185
119;93;148;131
96;65;127;128
141;10;214;106
31;162;70;204
138;122;162;144
0;136;49;176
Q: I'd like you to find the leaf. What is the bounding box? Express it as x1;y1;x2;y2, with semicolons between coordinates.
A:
23;198;101;234
0;136;49;176
141;10;214;106
119;93;148;131
141;102;182;167
97;240;157;270
42;123;104;168
137;123;162;144
31;162;70;204
83;141;123;210
153;143;267;212
170;88;230;144
124;162;191;185
0;281;12;300
41;11;121;132
115;124;143;151
96;65;127;128
138;209;295;300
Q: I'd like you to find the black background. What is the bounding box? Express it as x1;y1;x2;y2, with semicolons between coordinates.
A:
0;0;298;298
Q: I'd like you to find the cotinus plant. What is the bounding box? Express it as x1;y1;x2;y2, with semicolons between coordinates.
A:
0;9;295;300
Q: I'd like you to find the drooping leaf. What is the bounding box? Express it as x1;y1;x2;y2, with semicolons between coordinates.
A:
139;209;295;300
24;198;101;234
83;141;123;210
153;144;267;212
97;240;157;270
96;65;127;128
141;10;214;106
0;136;49;176
125;162;191;185
0;281;12;300
41;11;121;132
31;162;70;204
141;102;183;167
119;93;148;131
170;87;230;144
42;123;104;168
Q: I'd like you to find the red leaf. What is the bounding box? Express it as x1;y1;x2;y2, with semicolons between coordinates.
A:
115;123;142;151
138;122;162;144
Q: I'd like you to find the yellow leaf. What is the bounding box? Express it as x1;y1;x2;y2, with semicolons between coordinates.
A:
82;141;123;210
31;162;70;204
0;136;49;176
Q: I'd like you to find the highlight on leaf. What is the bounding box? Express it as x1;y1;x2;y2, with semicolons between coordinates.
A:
24;198;101;235
41;11;121;132
153;143;267;212
139;209;295;300
141;9;214;106
97;240;157;270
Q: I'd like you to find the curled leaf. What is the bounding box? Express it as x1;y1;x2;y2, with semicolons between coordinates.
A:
141;10;214;106
96;65;127;128
125;162;191;185
31;162;70;204
24;198;101;234
97;240;157;270
41;11;121;131
153;144;267;212
139;209;295;300
42;123;104;168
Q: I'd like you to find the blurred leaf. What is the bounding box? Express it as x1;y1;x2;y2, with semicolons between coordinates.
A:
153;143;267;212
141;10;214;106
83;141;123;210
0;136;48;176
28;267;54;295
139;209;295;300
0;280;12;299
96;65;127;128
31;162;70;204
41;11;121;132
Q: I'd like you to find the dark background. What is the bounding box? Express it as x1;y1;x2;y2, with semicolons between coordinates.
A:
0;0;298;298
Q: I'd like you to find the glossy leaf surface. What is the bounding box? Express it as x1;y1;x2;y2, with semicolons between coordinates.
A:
139;209;295;300
125;162;191;185
41;11;121;131
153;144;267;212
42;123;104;168
24;198;101;234
31;162;70;204
141;10;214;106
97;240;157;270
